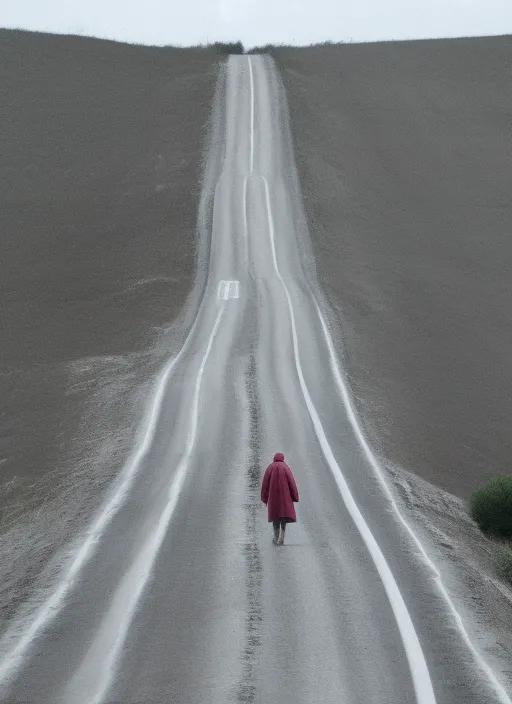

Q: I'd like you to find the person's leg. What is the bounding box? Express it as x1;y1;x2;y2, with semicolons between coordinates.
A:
272;520;280;545
277;518;286;546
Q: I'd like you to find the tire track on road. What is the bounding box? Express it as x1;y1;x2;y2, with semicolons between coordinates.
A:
237;352;263;704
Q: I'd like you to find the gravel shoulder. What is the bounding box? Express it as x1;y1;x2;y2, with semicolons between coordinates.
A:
274;35;512;686
0;29;219;622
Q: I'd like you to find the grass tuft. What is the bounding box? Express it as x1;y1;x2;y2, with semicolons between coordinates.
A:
212;41;244;55
470;476;512;537
497;544;512;585
248;44;277;54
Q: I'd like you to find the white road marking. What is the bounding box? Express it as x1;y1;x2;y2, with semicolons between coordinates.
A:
262;175;436;704
218;280;240;300
65;304;226;704
243;175;249;267
256;53;510;701
0;287;211;688
310;250;512;703
248;56;255;174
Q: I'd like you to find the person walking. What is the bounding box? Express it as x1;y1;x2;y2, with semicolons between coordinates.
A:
260;452;299;546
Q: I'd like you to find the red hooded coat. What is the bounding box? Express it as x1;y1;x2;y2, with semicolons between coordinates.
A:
261;453;299;522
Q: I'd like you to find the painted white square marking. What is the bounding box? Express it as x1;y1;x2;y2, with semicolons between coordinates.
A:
218;280;240;300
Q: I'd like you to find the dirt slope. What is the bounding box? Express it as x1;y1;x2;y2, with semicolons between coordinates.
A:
0;29;218;613
275;36;512;499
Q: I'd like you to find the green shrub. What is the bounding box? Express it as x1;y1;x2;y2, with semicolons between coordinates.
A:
248;44;276;54
212;41;244;55
498;544;512;584
470;476;512;537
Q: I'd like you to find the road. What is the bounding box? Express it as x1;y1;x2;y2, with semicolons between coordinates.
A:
0;55;510;704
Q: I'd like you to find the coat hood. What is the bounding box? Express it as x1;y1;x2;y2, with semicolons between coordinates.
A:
273;452;285;462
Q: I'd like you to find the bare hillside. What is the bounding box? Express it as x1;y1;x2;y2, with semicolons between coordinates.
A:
275;36;512;498
0;29;218;611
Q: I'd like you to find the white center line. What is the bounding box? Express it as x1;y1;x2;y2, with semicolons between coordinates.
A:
248;55;255;174
243;175;249;267
262;174;437;704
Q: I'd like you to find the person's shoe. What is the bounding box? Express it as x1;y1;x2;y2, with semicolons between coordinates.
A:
277;527;285;546
272;528;279;545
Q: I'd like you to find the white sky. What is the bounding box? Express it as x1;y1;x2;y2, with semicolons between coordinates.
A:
1;0;511;47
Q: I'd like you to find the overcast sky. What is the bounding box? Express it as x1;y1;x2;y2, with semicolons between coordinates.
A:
1;0;511;47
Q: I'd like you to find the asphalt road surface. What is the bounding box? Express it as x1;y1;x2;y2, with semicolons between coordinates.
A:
0;55;510;704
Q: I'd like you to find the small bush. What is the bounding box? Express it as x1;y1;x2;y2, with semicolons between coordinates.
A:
498;544;512;584
248;44;276;54
212;41;244;55
470;476;512;537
